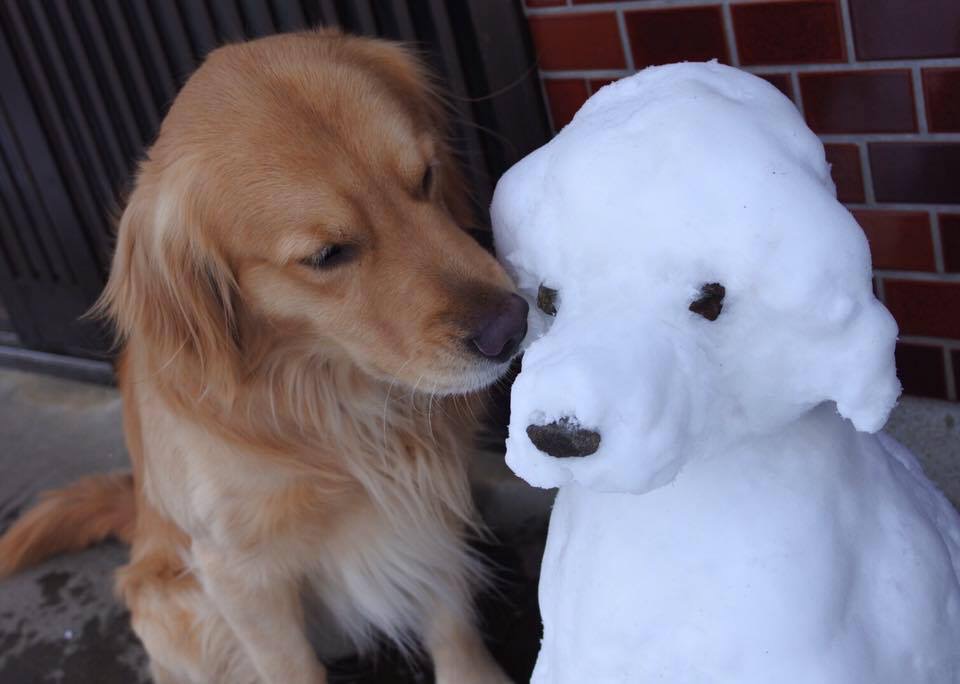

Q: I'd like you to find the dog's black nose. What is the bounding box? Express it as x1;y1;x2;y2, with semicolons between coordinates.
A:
527;417;601;458
470;293;529;361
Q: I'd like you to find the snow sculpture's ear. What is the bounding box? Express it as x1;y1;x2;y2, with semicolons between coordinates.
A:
829;302;901;434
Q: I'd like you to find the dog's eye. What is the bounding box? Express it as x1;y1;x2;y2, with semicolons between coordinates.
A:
537;284;559;316
300;244;355;270
689;282;725;321
420;163;436;199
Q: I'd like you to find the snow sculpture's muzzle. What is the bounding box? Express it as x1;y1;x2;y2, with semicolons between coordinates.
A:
505;312;698;493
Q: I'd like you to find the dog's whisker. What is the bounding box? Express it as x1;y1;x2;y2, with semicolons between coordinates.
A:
427;384;438;442
383;357;414;456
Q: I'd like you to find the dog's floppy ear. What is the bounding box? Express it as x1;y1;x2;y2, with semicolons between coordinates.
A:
355;36;475;229
95;168;241;394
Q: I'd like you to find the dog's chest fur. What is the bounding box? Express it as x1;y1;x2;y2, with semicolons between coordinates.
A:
137;381;479;650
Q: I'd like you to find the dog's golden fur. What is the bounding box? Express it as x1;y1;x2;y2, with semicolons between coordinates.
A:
0;30;518;684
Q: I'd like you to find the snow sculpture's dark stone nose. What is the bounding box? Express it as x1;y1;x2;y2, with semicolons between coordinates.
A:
527;417;601;458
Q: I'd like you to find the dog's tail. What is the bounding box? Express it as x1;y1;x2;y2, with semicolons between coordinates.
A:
0;472;135;578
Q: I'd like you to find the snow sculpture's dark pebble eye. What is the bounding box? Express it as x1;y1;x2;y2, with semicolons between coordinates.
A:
537;284;558;316
689;283;725;321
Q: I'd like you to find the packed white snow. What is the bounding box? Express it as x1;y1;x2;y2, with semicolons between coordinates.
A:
491;62;960;683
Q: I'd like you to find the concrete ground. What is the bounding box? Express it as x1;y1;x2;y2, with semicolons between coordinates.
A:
0;367;958;683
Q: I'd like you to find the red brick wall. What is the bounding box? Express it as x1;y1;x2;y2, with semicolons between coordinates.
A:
523;0;960;401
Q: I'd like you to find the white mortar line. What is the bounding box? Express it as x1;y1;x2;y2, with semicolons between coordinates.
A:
931;211;947;273
541;69;633;79
615;9;636;72
899;335;960;349
857;142;877;204
837;0;857;63
875;275;887;302
873;269;960;282
536;70;557;133
739;58;960;73
720;2;740;67
526;0;734;14
912;65;929;134
845;201;960;212
817;132;960;142
542;61;960;82
791;71;805;114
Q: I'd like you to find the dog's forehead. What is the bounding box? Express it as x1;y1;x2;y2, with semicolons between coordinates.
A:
167;42;430;174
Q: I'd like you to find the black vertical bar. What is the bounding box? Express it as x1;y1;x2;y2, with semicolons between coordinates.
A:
270;0;307;32
124;0;179;107
0;194;23;278
148;0;198;83
33;0;123;223
205;0;246;42
335;0;376;35
176;0;219;59
51;0;128;183
317;0;340;26
0;119;43;279
418;1;494;204
0;3;108;289
238;0;276;37
0;103;46;280
447;0;550;188
99;0;162;137
376;1;416;41
72;0;145;157
0;4;82;283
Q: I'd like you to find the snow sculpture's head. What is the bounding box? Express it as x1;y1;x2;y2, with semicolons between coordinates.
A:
492;63;900;494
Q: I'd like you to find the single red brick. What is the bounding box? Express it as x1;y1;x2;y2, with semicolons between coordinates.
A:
623;6;729;69
544;79;590;131
852;210;934;272
824;144;865;203
940;214;960;273
884;280;960;340
923;68;960;133
528;13;626;71
800;70;916;134
756;73;795;101
895;342;948;399
849;0;960;60
870;143;960;204
732;0;845;66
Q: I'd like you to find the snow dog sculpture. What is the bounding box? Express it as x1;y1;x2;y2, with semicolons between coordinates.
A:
491;62;960;684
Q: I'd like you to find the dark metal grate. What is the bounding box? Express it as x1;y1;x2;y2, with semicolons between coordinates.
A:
0;0;549;360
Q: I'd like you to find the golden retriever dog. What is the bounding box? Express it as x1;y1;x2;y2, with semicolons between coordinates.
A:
0;29;528;684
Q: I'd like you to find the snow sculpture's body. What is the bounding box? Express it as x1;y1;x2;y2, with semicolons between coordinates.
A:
491;63;960;683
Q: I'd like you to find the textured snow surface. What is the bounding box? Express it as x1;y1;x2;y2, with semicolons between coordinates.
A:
491;62;960;683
